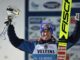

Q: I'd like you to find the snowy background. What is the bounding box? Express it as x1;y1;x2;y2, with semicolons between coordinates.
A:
0;0;25;60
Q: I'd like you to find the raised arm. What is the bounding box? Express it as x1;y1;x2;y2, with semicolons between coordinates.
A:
7;24;35;53
67;20;80;49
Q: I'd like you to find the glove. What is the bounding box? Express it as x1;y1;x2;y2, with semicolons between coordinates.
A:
4;16;12;26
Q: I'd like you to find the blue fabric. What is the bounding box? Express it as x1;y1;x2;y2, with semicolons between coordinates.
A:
18;41;35;53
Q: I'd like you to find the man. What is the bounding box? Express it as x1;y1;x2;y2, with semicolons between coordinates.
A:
7;21;59;60
6;18;80;54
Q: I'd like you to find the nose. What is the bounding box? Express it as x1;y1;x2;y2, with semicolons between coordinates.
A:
44;32;47;35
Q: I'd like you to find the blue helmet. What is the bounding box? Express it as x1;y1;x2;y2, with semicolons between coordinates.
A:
40;21;54;34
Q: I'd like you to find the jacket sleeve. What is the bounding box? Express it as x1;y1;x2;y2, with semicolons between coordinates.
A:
67;20;80;49
7;24;35;53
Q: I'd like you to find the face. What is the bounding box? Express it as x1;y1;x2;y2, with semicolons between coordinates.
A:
41;30;52;41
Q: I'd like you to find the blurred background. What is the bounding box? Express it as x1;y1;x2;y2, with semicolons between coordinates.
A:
0;0;25;60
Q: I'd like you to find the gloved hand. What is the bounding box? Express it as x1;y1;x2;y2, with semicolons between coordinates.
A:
4;16;12;26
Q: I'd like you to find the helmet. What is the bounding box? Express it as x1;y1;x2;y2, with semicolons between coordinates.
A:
40;20;54;34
